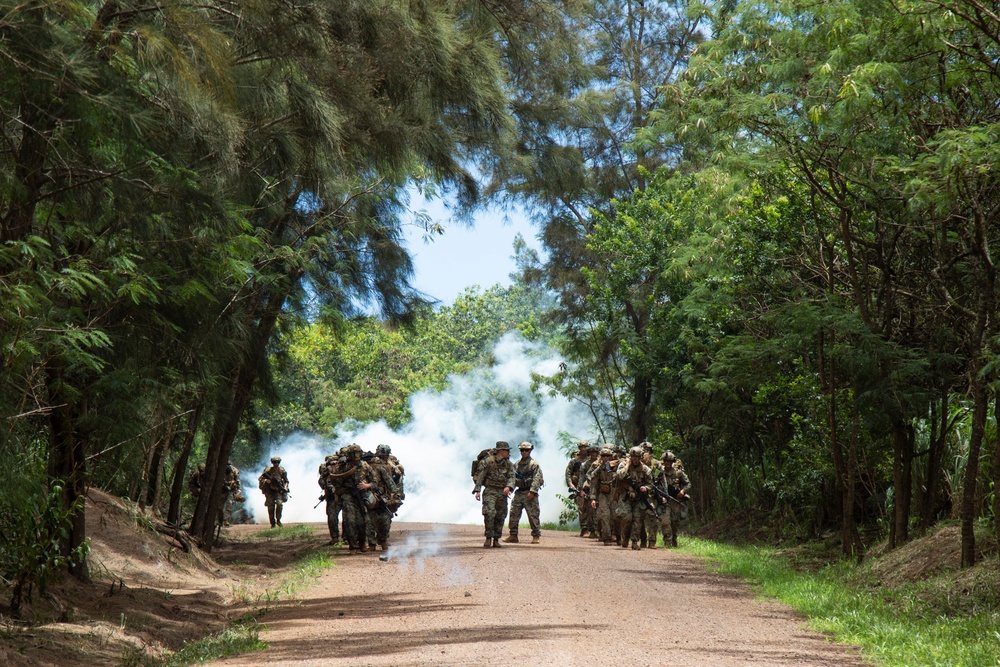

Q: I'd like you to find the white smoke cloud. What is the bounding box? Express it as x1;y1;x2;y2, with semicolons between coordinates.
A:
242;333;596;527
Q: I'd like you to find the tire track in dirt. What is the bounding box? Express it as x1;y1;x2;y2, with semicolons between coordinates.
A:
209;522;871;667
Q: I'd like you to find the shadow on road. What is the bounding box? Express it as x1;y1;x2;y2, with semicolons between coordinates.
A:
260;622;603;661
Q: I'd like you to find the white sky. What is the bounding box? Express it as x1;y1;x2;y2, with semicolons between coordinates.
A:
402;193;540;306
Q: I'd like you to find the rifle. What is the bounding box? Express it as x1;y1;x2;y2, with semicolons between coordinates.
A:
314;494;326;509
371;488;396;516
567;486;588;502
650;482;689;507
261;469;289;496
624;475;655;513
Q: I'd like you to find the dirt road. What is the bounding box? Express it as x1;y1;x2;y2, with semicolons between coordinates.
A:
211;523;870;667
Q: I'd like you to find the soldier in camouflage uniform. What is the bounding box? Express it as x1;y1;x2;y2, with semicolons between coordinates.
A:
473;440;516;548
330;444;375;554
565;441;590;536
318;454;342;543
188;463;206;498
660;450;691;547
638;443;663;548
368;444;401;550
258;456;289;528
579;444;600;537
505;442;544;544
611;444;628;545
587;447;617;545
221;461;243;526
616;446;654;550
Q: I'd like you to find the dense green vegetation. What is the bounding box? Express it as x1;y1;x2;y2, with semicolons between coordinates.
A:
4;0;1000;628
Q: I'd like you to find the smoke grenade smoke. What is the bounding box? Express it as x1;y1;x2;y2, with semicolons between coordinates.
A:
242;333;593;527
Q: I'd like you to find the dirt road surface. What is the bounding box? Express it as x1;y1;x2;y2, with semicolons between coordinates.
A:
211;523;870;667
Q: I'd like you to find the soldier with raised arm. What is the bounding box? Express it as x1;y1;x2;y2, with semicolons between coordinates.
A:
473;440;516;548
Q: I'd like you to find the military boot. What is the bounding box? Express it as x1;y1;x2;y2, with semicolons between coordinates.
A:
587;531;599;539
379;542;389;551
632;541;641;551
359;543;368;553
267;506;276;528
671;534;678;548
579;528;586;537
484;538;492;548
492;538;502;548
531;535;540;544
503;534;518;543
275;505;283;527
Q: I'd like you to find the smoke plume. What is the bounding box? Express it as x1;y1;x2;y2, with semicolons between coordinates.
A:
242;333;594;527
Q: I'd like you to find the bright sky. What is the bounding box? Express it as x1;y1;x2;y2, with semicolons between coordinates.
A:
402;193;540;306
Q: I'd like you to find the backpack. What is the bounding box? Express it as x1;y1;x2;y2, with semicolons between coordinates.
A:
471;448;492;479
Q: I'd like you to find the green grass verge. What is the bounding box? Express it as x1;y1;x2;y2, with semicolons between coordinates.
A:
684;538;1000;667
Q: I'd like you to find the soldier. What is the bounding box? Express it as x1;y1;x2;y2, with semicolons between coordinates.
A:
258;456;289;528
368;444;401;550
505;442;544;544
587;447;617;545
473;440;516;548
660;450;691;547
616;446;654;550
318;454;342;543
638;442;662;548
221;460;243;527
565;441;590;536
188;463;206;498
579;444;600;538
333;444;376;554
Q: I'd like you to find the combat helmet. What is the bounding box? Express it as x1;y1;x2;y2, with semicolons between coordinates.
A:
270;456;281;464
376;444;391;456
662;450;676;463
599;447;614;457
629;446;644;459
577;440;589;450
587;443;600;454
518;441;533;451
640;441;653;451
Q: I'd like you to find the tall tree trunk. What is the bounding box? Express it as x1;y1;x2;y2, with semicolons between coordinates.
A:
993;393;1000;557
920;390;948;531
191;281;296;550
961;364;987;568
167;399;203;526
45;363;90;582
890;419;913;548
626;372;653;445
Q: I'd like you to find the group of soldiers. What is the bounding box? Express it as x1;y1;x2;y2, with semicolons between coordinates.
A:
315;443;406;554
188;460;245;526
471;440;545;547
565;441;691;550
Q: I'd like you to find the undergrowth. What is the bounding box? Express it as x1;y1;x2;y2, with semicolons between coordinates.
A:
685;538;1000;667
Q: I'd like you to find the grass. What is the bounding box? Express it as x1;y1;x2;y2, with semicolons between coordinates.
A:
684;537;1000;667
122;536;335;666
245;524;319;542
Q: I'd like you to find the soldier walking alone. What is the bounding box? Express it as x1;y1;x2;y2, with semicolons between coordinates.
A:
258;456;289;528
473;440;515;548
505;441;544;544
